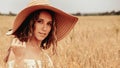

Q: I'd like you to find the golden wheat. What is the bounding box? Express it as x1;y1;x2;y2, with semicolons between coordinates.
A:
0;15;120;68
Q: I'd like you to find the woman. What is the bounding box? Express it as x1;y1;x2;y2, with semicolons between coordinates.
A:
5;0;78;68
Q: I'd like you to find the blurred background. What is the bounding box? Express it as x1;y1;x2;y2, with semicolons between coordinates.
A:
0;0;120;15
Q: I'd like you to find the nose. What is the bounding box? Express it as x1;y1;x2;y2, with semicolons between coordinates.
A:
42;24;47;31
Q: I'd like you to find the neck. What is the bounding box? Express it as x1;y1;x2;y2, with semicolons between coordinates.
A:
27;37;42;48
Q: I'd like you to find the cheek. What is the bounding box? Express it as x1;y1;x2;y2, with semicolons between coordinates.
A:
47;27;52;33
34;24;41;31
48;27;51;32
33;24;39;35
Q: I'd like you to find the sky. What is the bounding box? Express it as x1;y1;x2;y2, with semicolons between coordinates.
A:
0;0;120;14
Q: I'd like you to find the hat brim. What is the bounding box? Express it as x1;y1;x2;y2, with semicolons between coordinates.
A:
8;5;78;41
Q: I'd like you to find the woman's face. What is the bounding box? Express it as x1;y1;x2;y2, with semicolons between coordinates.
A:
33;11;52;41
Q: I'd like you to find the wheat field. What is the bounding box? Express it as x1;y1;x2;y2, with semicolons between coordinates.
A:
0;15;120;68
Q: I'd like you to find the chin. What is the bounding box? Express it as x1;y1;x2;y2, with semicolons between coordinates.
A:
36;37;45;41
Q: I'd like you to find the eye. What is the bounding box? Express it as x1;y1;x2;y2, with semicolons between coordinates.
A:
36;19;43;23
47;22;52;26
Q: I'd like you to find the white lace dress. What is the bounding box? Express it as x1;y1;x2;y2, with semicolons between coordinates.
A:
7;56;53;68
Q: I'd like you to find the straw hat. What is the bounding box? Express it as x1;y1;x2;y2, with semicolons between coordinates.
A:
6;0;78;41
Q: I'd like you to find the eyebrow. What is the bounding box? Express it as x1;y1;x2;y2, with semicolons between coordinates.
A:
37;18;52;22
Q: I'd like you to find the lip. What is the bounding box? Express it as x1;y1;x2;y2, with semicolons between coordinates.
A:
38;32;46;36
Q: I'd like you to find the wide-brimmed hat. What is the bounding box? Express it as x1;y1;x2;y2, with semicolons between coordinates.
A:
6;0;78;41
